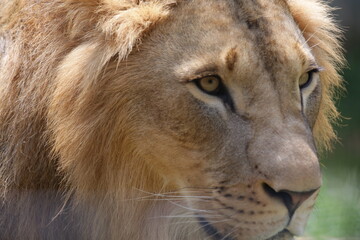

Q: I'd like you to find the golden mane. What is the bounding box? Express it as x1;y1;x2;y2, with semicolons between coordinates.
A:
0;0;344;239
1;1;176;238
288;0;345;150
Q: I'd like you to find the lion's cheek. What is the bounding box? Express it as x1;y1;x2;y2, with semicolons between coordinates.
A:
137;133;212;185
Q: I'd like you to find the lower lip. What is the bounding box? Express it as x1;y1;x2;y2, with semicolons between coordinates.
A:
266;229;294;240
197;217;293;240
197;216;234;240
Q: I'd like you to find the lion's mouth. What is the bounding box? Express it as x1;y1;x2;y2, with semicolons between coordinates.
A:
197;217;293;240
266;229;294;240
197;216;234;240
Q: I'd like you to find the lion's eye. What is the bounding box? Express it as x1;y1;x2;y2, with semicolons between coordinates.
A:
299;69;318;89
193;75;235;111
195;76;221;94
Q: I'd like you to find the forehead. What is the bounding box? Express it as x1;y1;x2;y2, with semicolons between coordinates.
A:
156;0;314;78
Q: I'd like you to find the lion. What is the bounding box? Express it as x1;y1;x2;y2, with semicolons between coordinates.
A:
0;0;344;239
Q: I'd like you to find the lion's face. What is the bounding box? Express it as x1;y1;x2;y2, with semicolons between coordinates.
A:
107;0;322;239
0;0;345;239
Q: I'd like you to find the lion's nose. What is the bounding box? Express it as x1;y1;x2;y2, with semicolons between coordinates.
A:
262;183;318;216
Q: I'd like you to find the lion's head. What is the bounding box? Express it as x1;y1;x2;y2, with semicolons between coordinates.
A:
0;0;344;240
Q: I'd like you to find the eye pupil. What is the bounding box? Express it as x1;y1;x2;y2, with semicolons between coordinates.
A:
299;71;315;89
198;76;220;93
192;75;236;111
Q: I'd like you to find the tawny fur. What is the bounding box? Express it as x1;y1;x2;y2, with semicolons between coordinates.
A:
0;0;344;239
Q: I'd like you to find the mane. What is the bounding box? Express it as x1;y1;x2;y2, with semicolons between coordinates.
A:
0;1;177;238
287;0;345;151
0;0;344;239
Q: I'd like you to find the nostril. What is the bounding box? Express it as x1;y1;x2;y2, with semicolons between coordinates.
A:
279;189;317;215
262;183;318;216
263;183;292;209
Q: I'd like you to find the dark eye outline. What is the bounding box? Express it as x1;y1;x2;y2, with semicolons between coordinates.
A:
193;75;235;111
194;75;224;95
300;69;320;90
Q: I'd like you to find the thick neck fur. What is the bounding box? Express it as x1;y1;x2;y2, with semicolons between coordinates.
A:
0;1;176;239
0;0;344;239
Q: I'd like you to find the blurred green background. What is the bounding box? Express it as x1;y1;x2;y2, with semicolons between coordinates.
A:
304;0;360;239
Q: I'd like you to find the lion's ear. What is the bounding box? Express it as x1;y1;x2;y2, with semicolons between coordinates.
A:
57;0;174;83
96;0;175;60
49;1;175;156
52;0;175;108
288;0;345;151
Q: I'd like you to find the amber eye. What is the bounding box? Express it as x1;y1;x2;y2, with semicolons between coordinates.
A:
193;75;235;111
299;70;318;89
195;76;221;94
299;73;311;88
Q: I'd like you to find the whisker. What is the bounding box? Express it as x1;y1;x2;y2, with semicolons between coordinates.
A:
301;23;309;35
128;198;212;203
169;217;229;226
220;228;236;240
219;219;246;240
181;186;217;190
301;31;318;48
126;194;213;201
309;43;320;50
169;221;209;225
150;214;223;220
132;187;213;199
168;200;214;213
